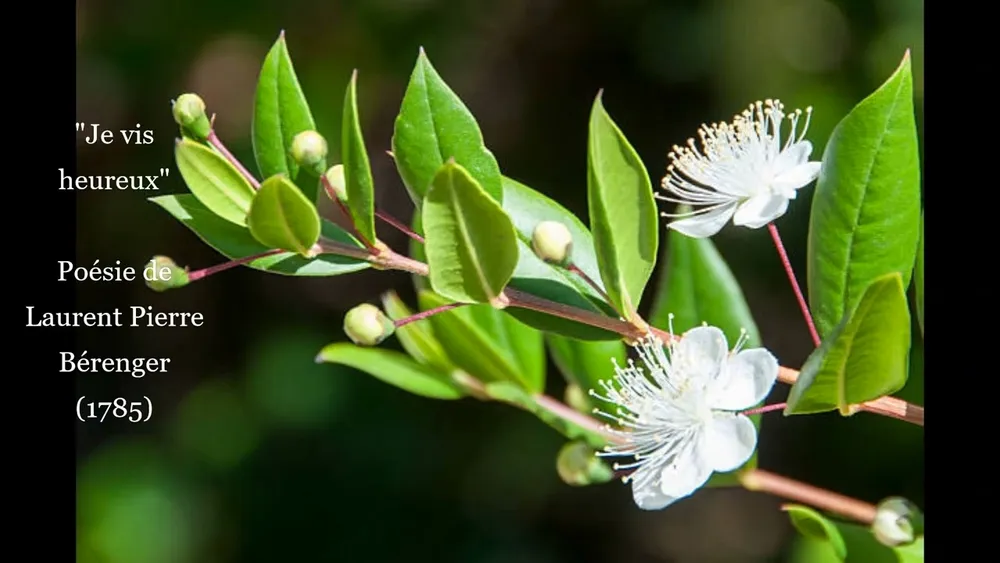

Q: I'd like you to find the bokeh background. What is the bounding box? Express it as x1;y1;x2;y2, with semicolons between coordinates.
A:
75;0;924;561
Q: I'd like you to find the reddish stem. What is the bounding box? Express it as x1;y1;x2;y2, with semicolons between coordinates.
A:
567;263;618;314
206;128;260;189
741;402;787;416
187;249;285;281
394;302;467;328
767;223;821;347
376;209;425;243
320;174;377;251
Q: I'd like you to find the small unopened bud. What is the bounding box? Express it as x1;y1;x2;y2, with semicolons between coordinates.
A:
171;93;210;140
872;497;923;547
324;164;348;202
343;303;395;346
556;441;613;486
144;256;189;292
564;383;591;413
291;130;328;175
532;220;573;265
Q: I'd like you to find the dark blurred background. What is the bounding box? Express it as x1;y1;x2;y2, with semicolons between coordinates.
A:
75;1;923;561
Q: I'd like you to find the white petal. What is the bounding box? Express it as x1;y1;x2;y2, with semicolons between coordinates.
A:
732;194;788;229
772;161;821;193
667;202;738;238
659;445;714;498
631;479;681;510
701;413;757;473
672;326;729;390
708;348;780;411
772;141;813;174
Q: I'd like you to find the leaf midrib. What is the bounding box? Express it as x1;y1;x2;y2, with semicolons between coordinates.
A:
835;283;881;411
447;172;497;300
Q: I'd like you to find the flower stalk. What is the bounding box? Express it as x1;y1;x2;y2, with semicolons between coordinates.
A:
206;118;260;189
743;469;878;525
187;249;285;282
768;223;821;347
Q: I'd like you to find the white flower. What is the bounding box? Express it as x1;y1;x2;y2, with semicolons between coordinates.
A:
589;324;779;510
659;99;821;238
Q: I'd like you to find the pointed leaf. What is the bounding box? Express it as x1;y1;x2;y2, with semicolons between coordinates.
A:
247;174;321;256
586;92;658;321
174;139;255;226
316;343;464;399
915;211;923;336
391;48;503;204
252;32;320;201
423;161;518;303
418;291;544;393
808;52;922;338
651;218;761;348
341;70;377;244
381;290;454;373
786;273;911;415
150;194;368;276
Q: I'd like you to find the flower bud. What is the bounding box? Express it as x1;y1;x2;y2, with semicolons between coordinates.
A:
343;303;395;346
564;383;591;413
324;164;348;202
291;130;328;175
556;441;614;486
144;256;190;292
872;496;923;547
171;93;210;140
531;220;573;265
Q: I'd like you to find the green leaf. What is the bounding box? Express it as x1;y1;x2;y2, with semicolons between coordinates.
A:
391;48;503;204
807;51;922;339
502;176;619;340
483;381;607;449
545;334;626;406
247;174;322;256
252;32;320;201
650;217;762;348
785;505;848;560
419;290;545;393
381;290;454;373
174;139;256;226
316;343;464;400
786;273;911;415
586;91;658;321
423;160;518;303
150;194;368;276
914;211;923;337
341;69;377;244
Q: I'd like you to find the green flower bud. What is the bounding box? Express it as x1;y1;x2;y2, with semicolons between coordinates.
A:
144;256;189;292
531;220;573;265
564;383;591;413
343;303;395;346
291;130;328;175
872;497;923;547
556;441;614;487
324;164;348;202
171;93;210;140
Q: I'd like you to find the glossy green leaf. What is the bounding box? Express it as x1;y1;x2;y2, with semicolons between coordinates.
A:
483;381;607;449
252;32;321;201
247;174;321;256
341;70;377;244
786;273;911;415
808;51;922;338
785;505;848;560
914;211;923;337
423;161;518;303
586;91;658;321
502;176;619;340
174;139;255;226
316;343;464;400
651;217;761;348
546;334;626;407
419;290;545;393
381;290;454;373
150;194;369;276
391;48;503;204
